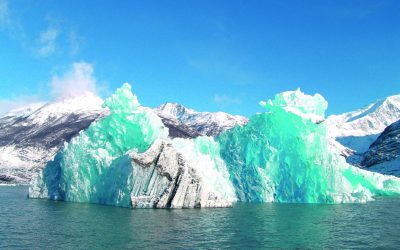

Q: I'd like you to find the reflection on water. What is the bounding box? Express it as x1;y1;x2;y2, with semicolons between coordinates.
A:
1;186;400;249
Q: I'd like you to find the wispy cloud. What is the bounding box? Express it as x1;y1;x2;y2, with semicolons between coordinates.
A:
214;94;242;106
50;62;97;99
35;27;85;57
0;1;85;58
0;0;11;29
0;61;101;115
68;30;84;56
0;96;44;115
0;0;23;38
36;27;59;57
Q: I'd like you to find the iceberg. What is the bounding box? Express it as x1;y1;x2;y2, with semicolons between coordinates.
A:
218;89;400;203
29;85;400;208
29;84;168;207
29;83;235;207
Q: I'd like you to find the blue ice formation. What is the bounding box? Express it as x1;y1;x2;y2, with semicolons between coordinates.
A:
29;85;400;207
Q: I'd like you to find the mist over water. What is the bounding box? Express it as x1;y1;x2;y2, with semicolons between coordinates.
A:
2;186;400;249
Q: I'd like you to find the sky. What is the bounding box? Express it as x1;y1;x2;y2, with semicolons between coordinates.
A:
0;0;399;116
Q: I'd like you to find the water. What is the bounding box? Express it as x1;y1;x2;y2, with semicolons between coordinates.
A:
1;186;400;249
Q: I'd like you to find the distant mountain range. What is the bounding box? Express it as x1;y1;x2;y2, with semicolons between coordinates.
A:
0;93;107;183
0;96;246;184
0;92;399;184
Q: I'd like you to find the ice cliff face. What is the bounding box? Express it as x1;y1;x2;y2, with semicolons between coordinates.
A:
156;103;248;137
361;120;400;177
29;85;400;207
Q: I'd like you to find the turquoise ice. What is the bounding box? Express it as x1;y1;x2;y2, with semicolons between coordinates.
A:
218;89;400;203
29;85;400;207
29;83;169;207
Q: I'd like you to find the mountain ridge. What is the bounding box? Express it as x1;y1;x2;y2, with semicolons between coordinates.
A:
1;92;399;184
155;102;248;137
326;94;400;155
0;96;247;184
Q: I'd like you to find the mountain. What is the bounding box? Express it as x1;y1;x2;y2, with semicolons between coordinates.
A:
0;99;247;184
155;102;248;137
0;93;108;184
156;114;202;138
29;85;400;207
138;107;202;139
2;91;399;185
361;119;400;177
326;95;400;163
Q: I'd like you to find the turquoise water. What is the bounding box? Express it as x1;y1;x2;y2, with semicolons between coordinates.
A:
1;186;400;249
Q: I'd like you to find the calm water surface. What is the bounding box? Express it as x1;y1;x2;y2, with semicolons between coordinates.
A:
1;186;400;249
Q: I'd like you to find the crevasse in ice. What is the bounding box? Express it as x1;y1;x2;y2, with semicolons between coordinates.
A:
29;85;400;207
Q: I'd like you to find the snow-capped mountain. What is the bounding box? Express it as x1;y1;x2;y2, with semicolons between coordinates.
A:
326;94;400;161
156;114;202;138
155;102;248;137
0;93;108;184
2;91;399;184
361;119;400;176
0;99;247;184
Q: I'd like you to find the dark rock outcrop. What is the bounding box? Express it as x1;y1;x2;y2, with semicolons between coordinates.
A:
362;120;400;168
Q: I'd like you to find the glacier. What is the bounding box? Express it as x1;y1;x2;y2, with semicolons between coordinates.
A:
29;84;400;207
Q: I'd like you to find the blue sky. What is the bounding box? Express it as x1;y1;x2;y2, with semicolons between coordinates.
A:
0;0;399;116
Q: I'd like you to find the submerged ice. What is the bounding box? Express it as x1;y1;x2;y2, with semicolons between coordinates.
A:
29;85;400;207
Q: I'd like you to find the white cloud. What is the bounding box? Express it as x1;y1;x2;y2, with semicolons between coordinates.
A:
36;27;59;57
214;94;242;106
1;1;85;58
50;62;97;99
0;62;99;115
